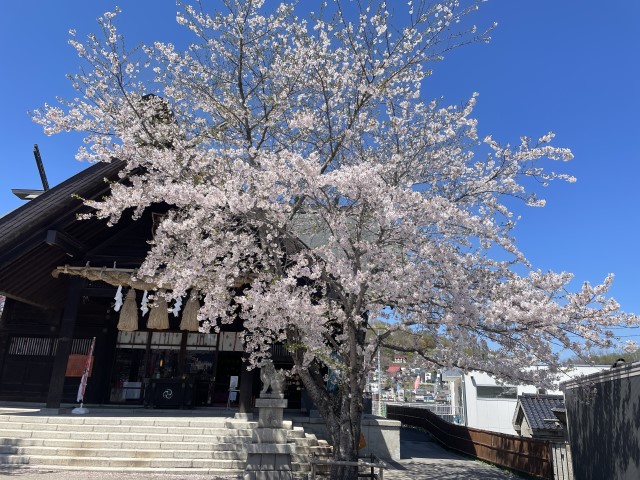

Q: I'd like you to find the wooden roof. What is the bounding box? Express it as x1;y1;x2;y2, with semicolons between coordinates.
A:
0;161;128;309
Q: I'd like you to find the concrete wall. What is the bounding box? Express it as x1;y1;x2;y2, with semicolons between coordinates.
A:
471;398;519;434
292;413;401;461
463;371;532;435
359;415;401;461
564;362;640;480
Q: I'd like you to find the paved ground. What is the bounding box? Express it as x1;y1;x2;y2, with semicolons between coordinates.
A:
384;428;520;480
0;427;520;480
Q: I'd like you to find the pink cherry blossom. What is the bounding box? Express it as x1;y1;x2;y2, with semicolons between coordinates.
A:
33;2;637;476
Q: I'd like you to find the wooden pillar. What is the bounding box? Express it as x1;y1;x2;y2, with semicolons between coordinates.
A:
178;331;188;375
0;332;9;386
46;277;83;409
99;312;120;404
238;356;255;414
0;299;12;380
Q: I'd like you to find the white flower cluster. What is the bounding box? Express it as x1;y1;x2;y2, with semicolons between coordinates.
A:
34;0;637;444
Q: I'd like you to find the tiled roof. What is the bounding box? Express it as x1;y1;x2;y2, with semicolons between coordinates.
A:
518;394;565;431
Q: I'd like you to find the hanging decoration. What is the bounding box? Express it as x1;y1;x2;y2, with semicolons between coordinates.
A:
52;265;254;332
113;285;123;312
180;291;201;332
53;265;159;290
140;290;149;316
52;265;254;289
117;289;139;332
172;296;183;317
147;290;169;330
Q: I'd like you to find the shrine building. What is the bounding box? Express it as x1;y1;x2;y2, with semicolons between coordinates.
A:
0;161;302;410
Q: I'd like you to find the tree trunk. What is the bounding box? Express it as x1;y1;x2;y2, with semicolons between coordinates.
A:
295;357;365;480
329;411;362;480
289;321;367;480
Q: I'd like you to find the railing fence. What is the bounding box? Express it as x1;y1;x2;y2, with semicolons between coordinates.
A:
387;404;554;480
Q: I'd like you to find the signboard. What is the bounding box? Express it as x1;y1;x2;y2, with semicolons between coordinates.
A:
229;375;239;390
228;376;239;405
65;354;94;377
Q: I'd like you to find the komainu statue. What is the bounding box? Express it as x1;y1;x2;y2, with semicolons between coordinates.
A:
259;359;285;395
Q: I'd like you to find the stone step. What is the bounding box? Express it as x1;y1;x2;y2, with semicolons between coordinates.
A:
291;453;315;463
0;437;250;450
3;415;231;427
0;420;252;436
0;412;325;476
291;446;331;457
0;428;251;443
0;445;247;460
0;454;246;469
305;433;320;446
287;426;306;438
225;419;259;429
311;447;333;455
291;437;318;447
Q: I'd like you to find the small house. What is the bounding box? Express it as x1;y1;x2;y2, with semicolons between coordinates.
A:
512;393;567;441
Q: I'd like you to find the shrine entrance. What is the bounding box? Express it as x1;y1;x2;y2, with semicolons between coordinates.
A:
109;330;246;407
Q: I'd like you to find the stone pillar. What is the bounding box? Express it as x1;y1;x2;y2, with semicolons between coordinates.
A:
244;362;294;480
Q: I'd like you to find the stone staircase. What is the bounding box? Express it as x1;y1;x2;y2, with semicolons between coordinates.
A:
0;411;332;476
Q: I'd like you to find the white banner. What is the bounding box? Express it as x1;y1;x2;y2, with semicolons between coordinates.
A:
77;337;96;403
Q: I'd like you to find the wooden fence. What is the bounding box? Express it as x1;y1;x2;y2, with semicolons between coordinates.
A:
387;404;553;479
550;442;573;480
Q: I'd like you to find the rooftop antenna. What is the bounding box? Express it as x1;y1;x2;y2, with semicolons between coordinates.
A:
33;144;50;191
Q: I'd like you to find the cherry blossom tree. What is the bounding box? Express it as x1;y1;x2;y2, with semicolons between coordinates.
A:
34;1;637;477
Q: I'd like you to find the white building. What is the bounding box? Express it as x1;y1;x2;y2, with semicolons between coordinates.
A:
443;365;609;435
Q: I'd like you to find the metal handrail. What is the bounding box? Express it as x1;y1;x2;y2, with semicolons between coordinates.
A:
309;454;388;480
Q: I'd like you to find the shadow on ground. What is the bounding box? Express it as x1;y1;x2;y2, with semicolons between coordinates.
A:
383;428;521;480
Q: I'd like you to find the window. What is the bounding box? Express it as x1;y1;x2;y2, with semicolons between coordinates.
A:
476;385;517;399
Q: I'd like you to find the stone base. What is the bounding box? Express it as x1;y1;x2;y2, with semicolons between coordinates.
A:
252;427;288;444
246;444;296;454
256;397;288;428
245;451;293;480
244;392;294;480
246;451;293;468
255;397;288;408
259;393;285;399
244;471;293;480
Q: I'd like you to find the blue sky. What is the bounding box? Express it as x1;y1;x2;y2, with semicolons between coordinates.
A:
1;1;639;349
